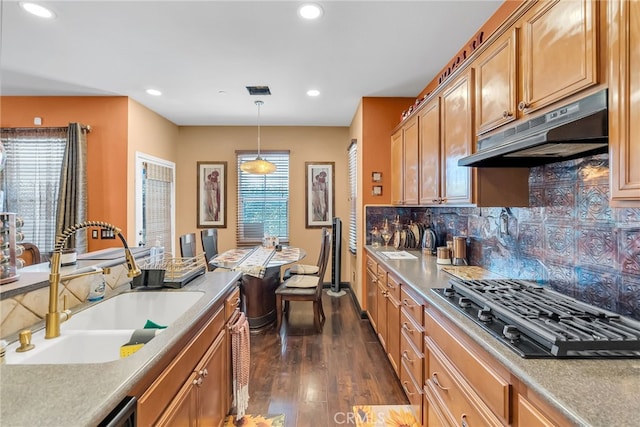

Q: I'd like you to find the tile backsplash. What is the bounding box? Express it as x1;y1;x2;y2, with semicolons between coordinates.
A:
366;154;640;320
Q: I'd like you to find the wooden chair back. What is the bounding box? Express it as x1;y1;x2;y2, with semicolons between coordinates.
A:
314;228;332;299
20;242;41;266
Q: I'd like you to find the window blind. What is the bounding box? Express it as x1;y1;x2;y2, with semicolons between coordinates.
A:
142;161;173;254
348;140;357;255
1;128;67;254
236;151;290;246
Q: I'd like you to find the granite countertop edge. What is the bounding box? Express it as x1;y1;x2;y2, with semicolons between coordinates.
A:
0;270;242;426
366;246;639;427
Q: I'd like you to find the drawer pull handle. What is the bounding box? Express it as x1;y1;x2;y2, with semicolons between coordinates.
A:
402;351;414;363
461;414;468;427
194;377;203;387
402;322;414;333
233;297;241;307
402;298;413;307
502;110;513;118
199;368;208;378
518;100;529;111
402;381;415;396
432;372;449;391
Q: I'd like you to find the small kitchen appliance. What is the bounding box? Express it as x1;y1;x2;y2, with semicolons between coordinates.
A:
452;236;467;266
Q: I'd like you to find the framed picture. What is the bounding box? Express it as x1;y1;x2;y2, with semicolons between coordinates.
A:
372;185;383;196
197;161;227;228
305;162;335;228
372;171;382;182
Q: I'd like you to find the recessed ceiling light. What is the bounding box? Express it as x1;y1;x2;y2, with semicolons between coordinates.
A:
146;89;162;96
307;89;320;97
20;2;55;19
298;3;323;20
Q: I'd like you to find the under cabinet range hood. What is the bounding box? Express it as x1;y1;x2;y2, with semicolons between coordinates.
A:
459;90;608;167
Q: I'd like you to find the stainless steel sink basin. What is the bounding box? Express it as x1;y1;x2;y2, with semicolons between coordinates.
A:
4;290;204;365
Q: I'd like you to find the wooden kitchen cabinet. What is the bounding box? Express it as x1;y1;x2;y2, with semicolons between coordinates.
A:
376;264;388;351
390;116;419;205
418;97;440;205
439;71;474;205
608;0;640;205
518;0;598;115
474;28;518;135
365;255;379;332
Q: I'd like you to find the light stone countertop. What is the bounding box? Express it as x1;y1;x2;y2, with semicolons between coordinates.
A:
367;246;640;427
0;269;242;426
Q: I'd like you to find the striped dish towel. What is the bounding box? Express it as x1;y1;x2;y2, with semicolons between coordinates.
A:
230;312;250;419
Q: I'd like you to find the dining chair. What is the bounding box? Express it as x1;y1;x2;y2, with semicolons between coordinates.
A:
282;227;328;280
275;227;331;333
200;229;219;271
179;233;197;258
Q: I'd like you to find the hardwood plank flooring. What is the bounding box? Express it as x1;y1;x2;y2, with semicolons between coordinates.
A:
245;289;409;426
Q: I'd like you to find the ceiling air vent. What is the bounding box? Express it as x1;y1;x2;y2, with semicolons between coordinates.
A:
246;86;271;96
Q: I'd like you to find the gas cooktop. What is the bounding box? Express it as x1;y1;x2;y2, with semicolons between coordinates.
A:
434;278;640;358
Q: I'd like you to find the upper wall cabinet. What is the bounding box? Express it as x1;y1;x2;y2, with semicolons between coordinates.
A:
474;29;518;135
474;0;599;136
518;0;598;115
608;0;640;206
391;116;419;205
418;98;441;205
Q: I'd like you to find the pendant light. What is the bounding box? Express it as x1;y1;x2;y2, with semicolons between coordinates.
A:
240;100;277;175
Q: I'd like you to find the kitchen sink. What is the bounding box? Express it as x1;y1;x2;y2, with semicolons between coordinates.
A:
4;290;204;364
62;290;204;330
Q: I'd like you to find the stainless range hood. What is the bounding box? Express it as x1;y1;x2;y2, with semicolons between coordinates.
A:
459;90;608;168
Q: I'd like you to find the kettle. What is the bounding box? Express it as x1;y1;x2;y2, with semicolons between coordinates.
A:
421;225;437;255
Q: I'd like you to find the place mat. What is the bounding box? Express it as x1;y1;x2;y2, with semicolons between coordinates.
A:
271;247;300;263
213;248;255;265
352;405;420;427
379;251;417;260
224;414;285;427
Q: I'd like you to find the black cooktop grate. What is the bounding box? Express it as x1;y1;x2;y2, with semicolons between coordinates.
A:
442;279;640;358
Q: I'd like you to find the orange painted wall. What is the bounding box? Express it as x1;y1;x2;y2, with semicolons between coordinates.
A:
0;96;129;251
361;97;414;206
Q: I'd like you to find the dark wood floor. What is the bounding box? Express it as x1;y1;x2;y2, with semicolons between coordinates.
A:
245;289;409;427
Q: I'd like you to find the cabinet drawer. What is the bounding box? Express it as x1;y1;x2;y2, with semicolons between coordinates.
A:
425;309;510;422
424;338;503;427
386;274;401;301
424;385;452;427
225;286;241;321
366;255;377;274
400;358;423;416
401;308;424;352
401;328;423;385
400;286;423;325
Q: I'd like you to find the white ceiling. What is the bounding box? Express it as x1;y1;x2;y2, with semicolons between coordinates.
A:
0;0;503;126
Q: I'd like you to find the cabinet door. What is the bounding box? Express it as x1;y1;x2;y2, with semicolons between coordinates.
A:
474;28;517;134
418;98;441;205
387;294;401;375
377;280;388;351
516;394;555;427
366;265;378;332
403;117;419;205
440;71;474;205
197;330;227;427
156;373;198;427
520;0;598;114
609;0;640;204
390;129;404;205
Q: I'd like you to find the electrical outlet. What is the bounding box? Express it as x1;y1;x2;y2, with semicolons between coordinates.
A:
91;229;99;239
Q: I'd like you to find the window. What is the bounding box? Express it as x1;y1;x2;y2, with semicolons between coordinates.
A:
1;128;67;254
348;140;357;254
236;151;290;246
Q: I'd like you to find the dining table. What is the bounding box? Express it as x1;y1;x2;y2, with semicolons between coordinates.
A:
210;246;306;331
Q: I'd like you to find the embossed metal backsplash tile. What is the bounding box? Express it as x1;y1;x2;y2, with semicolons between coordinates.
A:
365;154;640;320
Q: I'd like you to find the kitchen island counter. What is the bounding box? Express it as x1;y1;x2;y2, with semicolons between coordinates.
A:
366;246;640;427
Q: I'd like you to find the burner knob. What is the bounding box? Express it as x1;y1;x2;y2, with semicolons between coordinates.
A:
443;287;455;298
458;297;471;308
477;308;492;323
503;325;520;341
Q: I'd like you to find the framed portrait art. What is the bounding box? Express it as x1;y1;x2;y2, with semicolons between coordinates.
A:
305;162;334;228
197;161;227;228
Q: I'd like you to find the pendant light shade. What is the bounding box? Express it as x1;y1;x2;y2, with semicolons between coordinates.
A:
241;100;277;175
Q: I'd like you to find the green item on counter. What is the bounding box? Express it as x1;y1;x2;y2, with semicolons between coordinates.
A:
144;319;167;329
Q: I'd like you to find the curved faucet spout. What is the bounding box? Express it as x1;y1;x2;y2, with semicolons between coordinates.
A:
46;221;142;339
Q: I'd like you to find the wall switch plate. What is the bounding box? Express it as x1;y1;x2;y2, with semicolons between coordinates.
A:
101;229;116;239
91;230;98;239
